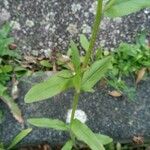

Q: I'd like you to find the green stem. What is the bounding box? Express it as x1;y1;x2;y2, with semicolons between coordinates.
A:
69;91;80;146
70;91;80;123
83;0;103;68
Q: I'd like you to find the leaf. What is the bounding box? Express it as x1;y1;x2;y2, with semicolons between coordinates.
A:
105;0;150;18
40;60;52;68
7;128;32;150
1;94;23;123
0;23;11;38
80;34;89;51
25;70;73;103
27;118;68;131
2;65;13;73
70;41;80;72
0;84;7;96
108;90;122;97
62;140;73;150
136;68;146;84
81;56;112;92
95;134;113;145
71;119;105;150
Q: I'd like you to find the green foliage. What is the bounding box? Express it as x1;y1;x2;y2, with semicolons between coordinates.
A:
80;34;89;52
81;56;112;92
7;128;32;150
24;0;150;149
40;60;52;68
62;140;73;150
95;134;113;145
25;70;73;103
0;23;25;123
105;0;150;17
70;41;80;72
0;128;32;150
27;118;68;131
112;42;150;76
71;119;107;150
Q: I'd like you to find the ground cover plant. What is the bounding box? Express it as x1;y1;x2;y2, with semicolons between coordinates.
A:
0;23;28;123
24;0;150;150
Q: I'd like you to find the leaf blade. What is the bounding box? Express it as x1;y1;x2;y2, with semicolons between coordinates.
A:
7;128;32;150
71;119;105;150
25;70;72;103
95;134;113;145
27;118;68;131
81;56;112;91
62;140;73;150
105;0;150;18
80;34;89;52
70;41;80;72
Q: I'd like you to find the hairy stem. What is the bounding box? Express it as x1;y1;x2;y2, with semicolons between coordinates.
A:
83;0;103;68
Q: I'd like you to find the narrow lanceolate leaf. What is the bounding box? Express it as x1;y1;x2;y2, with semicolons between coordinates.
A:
95;134;113;145
81;56;112;92
7;128;32;150
62;140;73;150
80;34;89;51
70;41;80;72
27;118;68;131
71;119;105;150
1;94;23;123
25;70;72;103
105;0;150;18
0;84;23;123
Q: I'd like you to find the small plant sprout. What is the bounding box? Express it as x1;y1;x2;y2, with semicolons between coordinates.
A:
25;0;150;149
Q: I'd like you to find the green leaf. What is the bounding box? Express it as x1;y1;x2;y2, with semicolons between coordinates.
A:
81;56;112;92
70;41;80;72
1;65;13;73
105;0;150;18
25;70;73;103
80;34;89;51
7;128;32;150
28;118;68;131
0;84;7;96
40;60;52;68
62;140;73;150
71;119;105;150
95;134;113;145
0;23;11;38
1;94;23;123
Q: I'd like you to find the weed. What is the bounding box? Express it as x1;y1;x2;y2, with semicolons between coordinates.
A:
24;0;150;150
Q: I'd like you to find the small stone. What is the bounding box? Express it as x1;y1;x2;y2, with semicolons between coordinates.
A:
0;8;10;23
10;21;21;30
26;19;35;28
31;50;39;56
43;49;51;58
66;109;87;123
82;24;91;34
89;1;97;15
71;3;82;13
67;23;78;35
